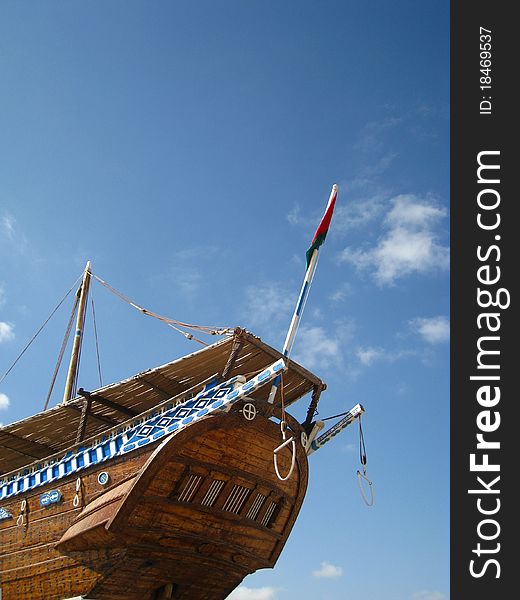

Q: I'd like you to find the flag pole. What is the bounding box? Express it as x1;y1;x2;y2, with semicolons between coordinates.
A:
268;184;338;404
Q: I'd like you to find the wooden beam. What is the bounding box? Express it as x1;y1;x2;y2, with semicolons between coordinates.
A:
138;376;178;399
0;430;57;457
0;443;45;461
78;389;139;417
64;403;119;427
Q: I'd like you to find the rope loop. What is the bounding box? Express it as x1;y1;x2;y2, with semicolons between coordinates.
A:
273;420;296;481
356;415;374;506
17;499;27;527
357;469;375;506
73;476;82;507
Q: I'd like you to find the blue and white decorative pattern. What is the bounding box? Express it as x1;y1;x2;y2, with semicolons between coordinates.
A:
0;359;286;503
308;403;364;455
40;489;62;507
121;359;285;453
0;507;12;520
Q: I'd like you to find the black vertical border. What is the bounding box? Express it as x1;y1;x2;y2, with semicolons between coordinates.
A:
451;1;515;598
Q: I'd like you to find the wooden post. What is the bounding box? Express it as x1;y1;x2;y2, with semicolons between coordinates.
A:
219;327;245;382
303;383;325;430
63;261;92;403
75;395;92;444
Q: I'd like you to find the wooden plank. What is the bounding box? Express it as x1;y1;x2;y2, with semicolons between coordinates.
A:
0;430;57;458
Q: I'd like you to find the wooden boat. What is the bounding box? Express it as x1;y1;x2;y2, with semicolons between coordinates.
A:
0;187;365;599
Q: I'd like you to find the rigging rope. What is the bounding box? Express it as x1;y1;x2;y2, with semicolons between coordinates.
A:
0;275;82;387
321;409;352;422
356;415;374;506
91;293;103;388
43;292;80;411
92;274;233;345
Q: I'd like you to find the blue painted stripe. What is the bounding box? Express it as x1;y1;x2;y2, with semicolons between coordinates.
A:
295;281;309;316
0;360;285;501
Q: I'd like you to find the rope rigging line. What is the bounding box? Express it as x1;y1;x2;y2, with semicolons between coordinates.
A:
91;293;103;388
43;292;80;411
92;274;233;345
356;415;374;507
321;409;353;422
0;275;83;387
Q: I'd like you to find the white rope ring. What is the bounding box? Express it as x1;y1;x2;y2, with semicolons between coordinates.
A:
73;494;80;508
20;499;26;512
357;470;375;506
75;477;82;492
273;421;297;481
16;514;24;526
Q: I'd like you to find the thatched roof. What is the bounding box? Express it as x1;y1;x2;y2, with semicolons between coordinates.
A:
0;330;324;477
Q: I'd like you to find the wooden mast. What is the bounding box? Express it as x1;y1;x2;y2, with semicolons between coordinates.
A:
63;261;92;403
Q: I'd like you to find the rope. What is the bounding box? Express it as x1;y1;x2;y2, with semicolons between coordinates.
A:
43;293;80;411
0;275;82;387
91;293;103;387
356;416;374;506
321;409;353;422
273;371;296;481
92;274;233;344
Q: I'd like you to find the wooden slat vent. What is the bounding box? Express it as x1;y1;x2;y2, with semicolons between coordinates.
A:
200;479;226;507
177;474;203;503
261;501;278;527
222;484;251;515
246;493;266;520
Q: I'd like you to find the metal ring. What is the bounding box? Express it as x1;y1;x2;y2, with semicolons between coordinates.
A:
357;470;375;506
241;402;257;421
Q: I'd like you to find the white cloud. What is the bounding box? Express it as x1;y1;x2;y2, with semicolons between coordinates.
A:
242;283;293;328
410;316;450;344
357;116;403;152
1;215;16;240
334;194;386;232
0;322;15;343
356;345;420;367
356;346;384;366
339;194;448;285
226;586;277;600
312;561;344;578
0;393;10;410
287;204;302;225
328;282;352;303
173;266;202;294
292;325;343;371
1;214;28;252
412;591;446;600
386;195;447;229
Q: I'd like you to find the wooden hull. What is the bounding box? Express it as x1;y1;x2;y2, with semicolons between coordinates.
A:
0;409;308;599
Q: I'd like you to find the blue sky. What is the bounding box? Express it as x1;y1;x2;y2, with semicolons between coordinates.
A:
0;2;449;599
